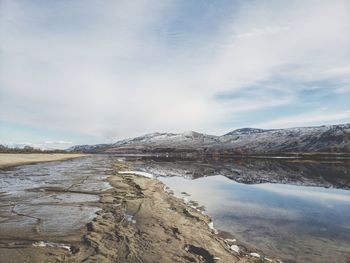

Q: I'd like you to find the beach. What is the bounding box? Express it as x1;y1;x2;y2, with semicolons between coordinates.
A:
0;153;87;169
0;155;274;262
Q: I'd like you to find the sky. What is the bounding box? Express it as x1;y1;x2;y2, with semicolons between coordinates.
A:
0;0;350;149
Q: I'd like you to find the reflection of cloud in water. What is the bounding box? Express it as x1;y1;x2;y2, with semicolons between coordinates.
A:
148;159;350;263
161;175;300;220
255;184;350;203
215;201;300;221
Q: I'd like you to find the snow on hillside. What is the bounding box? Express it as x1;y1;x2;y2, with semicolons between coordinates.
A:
219;124;350;153
68;123;350;153
113;131;219;148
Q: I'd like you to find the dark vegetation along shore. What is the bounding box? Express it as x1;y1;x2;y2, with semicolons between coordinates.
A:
0;145;67;154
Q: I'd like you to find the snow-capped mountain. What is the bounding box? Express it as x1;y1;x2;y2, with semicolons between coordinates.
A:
218;124;350;153
68;123;350;154
113;131;219;148
224;128;273;136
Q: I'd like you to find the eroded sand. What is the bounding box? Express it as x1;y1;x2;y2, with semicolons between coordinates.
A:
68;167;272;262
0;153;87;168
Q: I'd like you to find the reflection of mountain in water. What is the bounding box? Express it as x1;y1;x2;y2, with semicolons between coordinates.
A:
127;157;350;190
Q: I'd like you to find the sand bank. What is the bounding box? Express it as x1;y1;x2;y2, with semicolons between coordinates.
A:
0;153;87;169
67;162;276;262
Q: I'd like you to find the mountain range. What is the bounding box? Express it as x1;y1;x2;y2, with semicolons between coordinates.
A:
69;123;350;155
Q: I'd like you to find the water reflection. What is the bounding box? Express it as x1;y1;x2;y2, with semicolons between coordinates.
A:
128;156;350;189
126;156;350;263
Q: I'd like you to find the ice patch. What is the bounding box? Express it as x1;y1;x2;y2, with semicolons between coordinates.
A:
230;245;240;253
118;171;154;178
250;252;260;258
208;221;219;234
32;241;71;251
124;213;136;224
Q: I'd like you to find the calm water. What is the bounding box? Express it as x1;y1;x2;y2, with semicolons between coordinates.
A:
1;155;349;262
127;156;350;263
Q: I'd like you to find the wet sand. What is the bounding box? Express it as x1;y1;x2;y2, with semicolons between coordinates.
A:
0;153;87;169
69;168;274;262
0;158;276;262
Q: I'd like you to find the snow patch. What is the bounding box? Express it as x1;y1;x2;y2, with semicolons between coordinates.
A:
32;241;71;251
208;221;219;234
250;252;260;258
225;238;236;243
124;213;136;224
230;245;240;253
118;171;154;178
183;197;189;204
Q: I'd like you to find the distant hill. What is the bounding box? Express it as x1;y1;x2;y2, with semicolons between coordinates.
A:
68;123;350;155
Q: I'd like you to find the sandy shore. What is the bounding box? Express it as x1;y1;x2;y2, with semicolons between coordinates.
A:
0;159;276;263
70;162;276;262
0;153;88;169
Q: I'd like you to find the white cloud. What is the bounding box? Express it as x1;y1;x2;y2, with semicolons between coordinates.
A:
0;0;349;141
44;140;72;145
324;65;350;78
335;86;350;94
232;25;290;40
255;110;350;129
256;184;350;202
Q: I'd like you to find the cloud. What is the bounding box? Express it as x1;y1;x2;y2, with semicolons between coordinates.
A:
255;110;350;129
256;184;350;202
335;86;350;94
44;140;72;145
323;65;350;78
231;25;290;40
0;0;349;142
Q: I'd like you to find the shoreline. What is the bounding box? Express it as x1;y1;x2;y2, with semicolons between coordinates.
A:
0;157;278;262
67;162;277;262
91;152;350;161
0;153;89;169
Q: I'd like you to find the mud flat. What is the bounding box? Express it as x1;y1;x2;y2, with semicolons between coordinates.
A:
0;153;87;169
0;158;277;262
68;162;277;262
